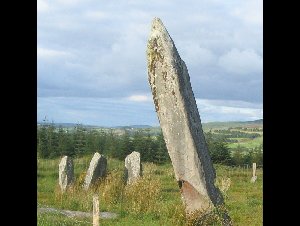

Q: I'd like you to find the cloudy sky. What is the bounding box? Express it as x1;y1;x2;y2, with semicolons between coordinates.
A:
37;0;263;127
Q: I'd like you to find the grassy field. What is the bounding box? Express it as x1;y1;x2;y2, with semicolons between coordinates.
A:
37;156;262;225
227;136;263;149
202;120;263;131
202;121;263;151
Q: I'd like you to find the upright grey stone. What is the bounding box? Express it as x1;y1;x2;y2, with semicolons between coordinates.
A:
83;152;107;190
59;156;74;192
125;151;142;184
147;18;230;223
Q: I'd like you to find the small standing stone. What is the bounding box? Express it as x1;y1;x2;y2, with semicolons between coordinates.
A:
59;156;74;192
251;163;257;183
83;152;107;190
125;151;142;184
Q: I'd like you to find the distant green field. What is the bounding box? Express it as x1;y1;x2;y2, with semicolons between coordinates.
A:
202;121;263;151
37;157;262;225
227;137;263;149
202;120;263;131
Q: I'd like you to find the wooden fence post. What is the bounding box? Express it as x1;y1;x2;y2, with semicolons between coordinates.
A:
252;163;257;177
251;163;257;183
93;195;99;226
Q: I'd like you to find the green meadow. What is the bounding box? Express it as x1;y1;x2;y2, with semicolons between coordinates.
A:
37;156;262;225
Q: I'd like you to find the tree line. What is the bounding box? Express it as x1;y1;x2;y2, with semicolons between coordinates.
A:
212;129;261;139
37;123;262;166
37;123;170;164
205;131;263;166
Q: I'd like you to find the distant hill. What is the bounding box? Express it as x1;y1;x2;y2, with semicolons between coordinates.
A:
245;119;263;124
37;119;262;131
37;122;153;129
114;125;153;129
202;119;263;131
37;122;102;128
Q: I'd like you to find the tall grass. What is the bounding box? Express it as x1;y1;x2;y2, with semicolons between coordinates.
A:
37;157;262;225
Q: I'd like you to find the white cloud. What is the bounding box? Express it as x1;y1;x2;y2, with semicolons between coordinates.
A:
37;47;73;59
218;48;262;75
196;99;262;122
127;95;152;102
231;0;263;25
37;96;263;126
37;0;50;12
37;96;158;126
37;0;263;125
178;42;217;67
198;99;262;109
55;0;88;6
83;11;110;21
217;106;261;117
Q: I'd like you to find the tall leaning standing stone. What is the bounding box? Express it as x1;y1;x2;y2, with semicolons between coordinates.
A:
59;156;74;192
147;18;231;223
83;152;107;190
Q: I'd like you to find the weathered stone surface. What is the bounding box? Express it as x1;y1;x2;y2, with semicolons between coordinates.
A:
59;156;74;192
83;152;107;190
125;151;142;184
147;18;228;219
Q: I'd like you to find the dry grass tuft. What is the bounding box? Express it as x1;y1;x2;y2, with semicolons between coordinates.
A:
186;204;232;226
124;175;161;214
75;172;86;187
216;177;231;200
98;169;125;208
143;162;158;175
162;202;186;225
